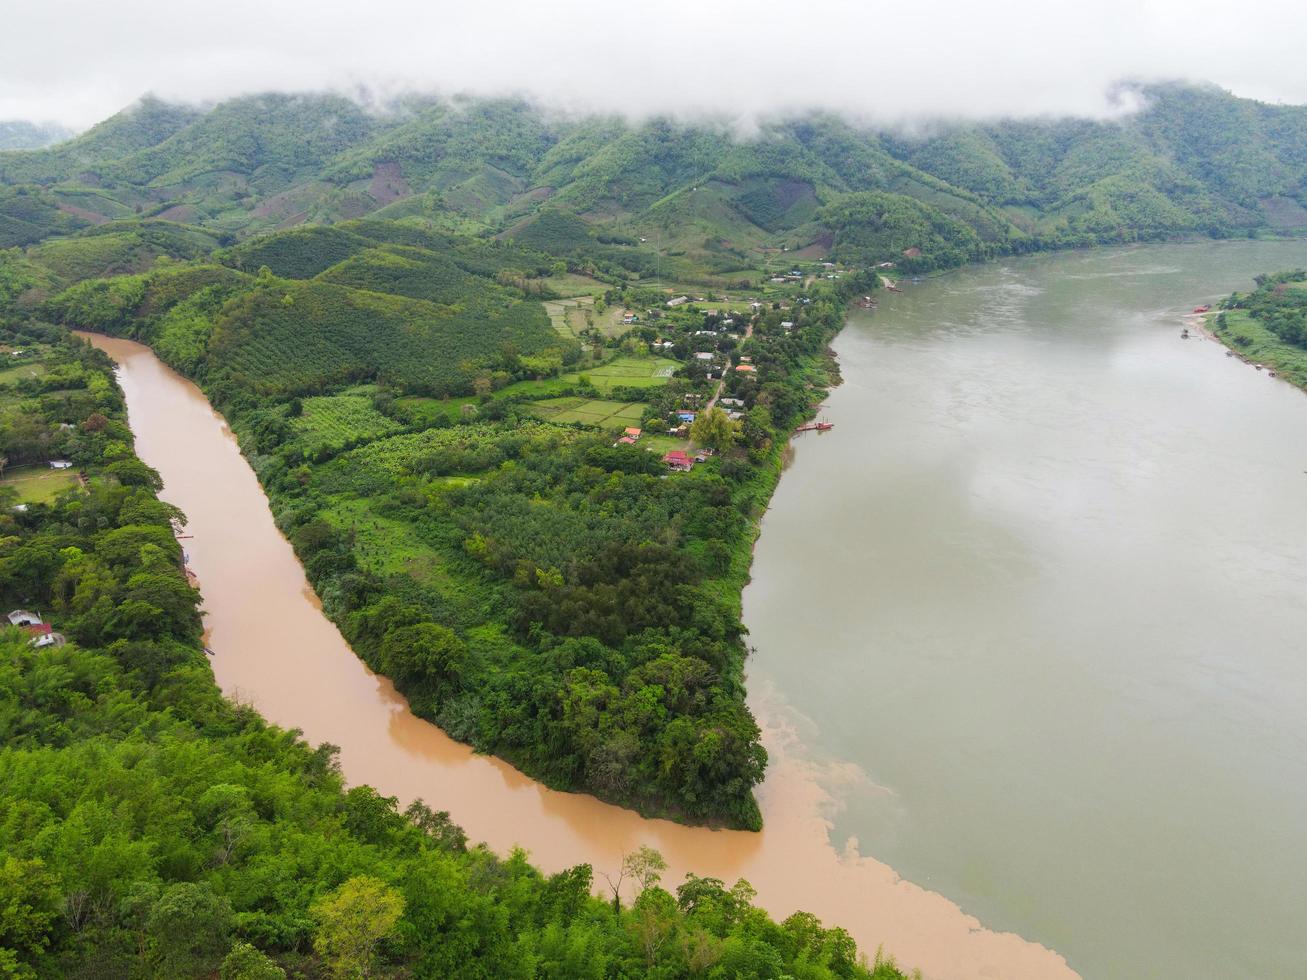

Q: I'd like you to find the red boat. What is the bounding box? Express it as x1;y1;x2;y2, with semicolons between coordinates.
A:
1192;305;1211;313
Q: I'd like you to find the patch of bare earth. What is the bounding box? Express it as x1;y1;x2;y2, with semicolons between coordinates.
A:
368;161;410;207
56;202;110;225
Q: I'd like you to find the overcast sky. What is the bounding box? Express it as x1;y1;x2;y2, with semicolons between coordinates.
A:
3;0;1306;129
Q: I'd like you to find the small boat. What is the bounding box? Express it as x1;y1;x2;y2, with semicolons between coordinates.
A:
1180;329;1190;339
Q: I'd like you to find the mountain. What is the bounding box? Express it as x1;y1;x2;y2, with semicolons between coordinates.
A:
3;82;1305;279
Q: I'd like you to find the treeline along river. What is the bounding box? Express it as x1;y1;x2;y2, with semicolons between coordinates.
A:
83;238;1307;980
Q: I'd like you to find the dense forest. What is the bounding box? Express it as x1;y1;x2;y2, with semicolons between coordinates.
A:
0;326;912;979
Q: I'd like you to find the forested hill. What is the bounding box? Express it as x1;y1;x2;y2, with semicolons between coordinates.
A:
2;82;1305;275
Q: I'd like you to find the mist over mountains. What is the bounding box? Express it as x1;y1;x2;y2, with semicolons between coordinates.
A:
2;81;1305;283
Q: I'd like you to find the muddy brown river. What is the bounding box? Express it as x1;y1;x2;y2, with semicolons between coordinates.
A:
81;331;1073;980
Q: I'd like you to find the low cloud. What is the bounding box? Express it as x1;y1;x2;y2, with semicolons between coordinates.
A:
2;0;1306;129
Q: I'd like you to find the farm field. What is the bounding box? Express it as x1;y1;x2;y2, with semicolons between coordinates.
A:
393;377;580;425
289;386;401;452
1;465;79;503
541;272;608;297
561;354;678;393
529;396;645;426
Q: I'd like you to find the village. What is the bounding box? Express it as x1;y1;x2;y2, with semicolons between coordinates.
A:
596;260;848;474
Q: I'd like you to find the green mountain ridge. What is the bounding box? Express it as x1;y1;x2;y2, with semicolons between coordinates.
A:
3;82;1305;276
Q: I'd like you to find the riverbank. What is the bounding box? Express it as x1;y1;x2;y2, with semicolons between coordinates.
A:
1202;307;1307;392
80;330;1079;980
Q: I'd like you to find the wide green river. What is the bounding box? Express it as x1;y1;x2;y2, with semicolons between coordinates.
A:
743;240;1307;979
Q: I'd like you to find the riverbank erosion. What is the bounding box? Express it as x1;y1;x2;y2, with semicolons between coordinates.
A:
80;330;1078;980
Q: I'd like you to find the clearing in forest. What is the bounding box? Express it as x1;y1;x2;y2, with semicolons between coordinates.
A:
1;465;79;504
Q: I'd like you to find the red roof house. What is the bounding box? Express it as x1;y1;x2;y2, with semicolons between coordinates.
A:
663;450;694;471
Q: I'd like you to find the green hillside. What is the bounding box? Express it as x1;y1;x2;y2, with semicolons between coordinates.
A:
4;82;1305;277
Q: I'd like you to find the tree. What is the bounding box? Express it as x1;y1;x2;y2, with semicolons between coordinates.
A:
378;623;466;689
146;882;232;977
0;857;60;963
312;876;405;979
603;845;668;909
690;407;736;451
221;942;286;980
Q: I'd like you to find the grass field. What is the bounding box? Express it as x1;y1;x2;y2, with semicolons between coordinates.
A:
640;433;691;456
1;466;79;504
0;361;47;385
529;397;645;426
561;355;678;393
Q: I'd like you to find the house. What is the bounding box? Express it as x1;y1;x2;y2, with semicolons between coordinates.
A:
677;411;696;423
8;609;42;627
739;356;753;364
616;436;637;445
26;625;66;649
903;247;923;258
663;450;694;472
877;261;896;269
623;427;641;441
720;397;744;408
727;410;744;421
781;321;794;329
735;364;756;374
48;460;73;470
694;352;714;362
667;296;689;307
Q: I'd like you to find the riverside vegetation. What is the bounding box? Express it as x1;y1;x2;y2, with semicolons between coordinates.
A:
0;326;911;979
1211;268;1307;388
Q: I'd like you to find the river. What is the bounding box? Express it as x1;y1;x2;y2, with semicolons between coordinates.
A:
79;333;1073;980
80;238;1307;980
744;239;1307;979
